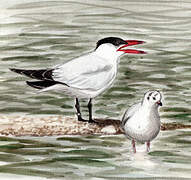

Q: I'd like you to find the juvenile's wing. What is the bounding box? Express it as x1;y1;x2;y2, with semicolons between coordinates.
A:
121;102;141;127
53;53;114;91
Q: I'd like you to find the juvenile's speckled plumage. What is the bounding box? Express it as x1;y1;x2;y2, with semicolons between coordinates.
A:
121;90;162;153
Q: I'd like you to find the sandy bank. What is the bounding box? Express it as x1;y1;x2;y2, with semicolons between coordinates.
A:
0;115;190;136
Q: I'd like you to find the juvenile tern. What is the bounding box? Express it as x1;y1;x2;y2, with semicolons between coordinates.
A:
121;90;162;153
10;37;145;123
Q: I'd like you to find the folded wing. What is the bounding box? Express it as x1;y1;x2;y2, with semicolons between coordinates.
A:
53;54;114;91
121;103;141;127
10;53;114;91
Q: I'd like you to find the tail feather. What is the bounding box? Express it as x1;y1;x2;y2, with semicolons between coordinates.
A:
10;68;54;81
26;80;58;89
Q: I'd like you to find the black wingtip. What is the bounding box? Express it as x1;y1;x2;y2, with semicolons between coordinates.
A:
26;81;43;89
9;68;23;74
26;80;60;89
26;81;33;87
26;81;31;86
10;68;16;72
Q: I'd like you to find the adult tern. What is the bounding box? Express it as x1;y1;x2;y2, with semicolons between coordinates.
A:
10;37;145;123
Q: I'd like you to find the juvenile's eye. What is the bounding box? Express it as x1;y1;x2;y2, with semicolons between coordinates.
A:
153;97;156;100
147;97;150;100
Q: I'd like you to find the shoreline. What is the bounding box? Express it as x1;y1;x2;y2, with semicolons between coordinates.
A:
0;115;190;136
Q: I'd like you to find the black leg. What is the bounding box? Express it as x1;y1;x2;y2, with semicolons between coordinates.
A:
75;98;86;122
87;98;96;123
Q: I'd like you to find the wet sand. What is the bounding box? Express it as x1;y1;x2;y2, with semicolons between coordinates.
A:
0;115;190;136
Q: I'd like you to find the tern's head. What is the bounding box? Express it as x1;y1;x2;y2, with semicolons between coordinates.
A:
95;37;146;60
143;90;162;108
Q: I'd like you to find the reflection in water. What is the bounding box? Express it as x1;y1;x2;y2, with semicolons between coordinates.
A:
0;0;191;179
131;152;157;171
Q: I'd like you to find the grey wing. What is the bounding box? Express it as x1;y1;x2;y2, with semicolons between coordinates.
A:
121;102;141;127
53;55;113;91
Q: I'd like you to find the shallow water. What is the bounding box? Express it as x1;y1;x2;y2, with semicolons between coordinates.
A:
0;0;191;179
0;130;191;179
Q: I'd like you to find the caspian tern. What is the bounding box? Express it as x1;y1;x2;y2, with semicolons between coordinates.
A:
10;37;145;123
121;90;162;153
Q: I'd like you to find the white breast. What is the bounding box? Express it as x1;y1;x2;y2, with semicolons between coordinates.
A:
124;107;160;143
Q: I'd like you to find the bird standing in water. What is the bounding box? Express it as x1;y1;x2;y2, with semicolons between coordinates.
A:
121;90;162;153
10;37;145;123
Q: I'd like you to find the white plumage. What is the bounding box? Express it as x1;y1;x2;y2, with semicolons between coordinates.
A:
121;90;162;153
10;37;145;123
51;45;119;99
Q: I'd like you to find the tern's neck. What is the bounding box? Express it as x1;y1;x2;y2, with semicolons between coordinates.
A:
93;44;123;64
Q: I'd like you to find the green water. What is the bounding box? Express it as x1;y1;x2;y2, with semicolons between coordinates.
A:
0;131;191;179
0;0;191;179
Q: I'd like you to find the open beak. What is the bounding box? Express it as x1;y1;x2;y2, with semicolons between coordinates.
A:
117;40;146;54
156;101;163;106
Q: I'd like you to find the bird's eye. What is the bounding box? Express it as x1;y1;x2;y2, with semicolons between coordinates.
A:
147;97;149;100
153;97;156;100
116;41;120;46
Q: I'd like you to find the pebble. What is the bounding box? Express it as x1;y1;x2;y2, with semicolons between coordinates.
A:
101;125;117;134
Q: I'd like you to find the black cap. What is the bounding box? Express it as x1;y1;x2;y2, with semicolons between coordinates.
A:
95;37;127;50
